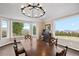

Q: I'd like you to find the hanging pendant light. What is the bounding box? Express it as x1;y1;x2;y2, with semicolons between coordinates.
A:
21;3;46;18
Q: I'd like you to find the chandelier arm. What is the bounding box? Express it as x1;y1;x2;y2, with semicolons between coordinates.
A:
21;3;46;18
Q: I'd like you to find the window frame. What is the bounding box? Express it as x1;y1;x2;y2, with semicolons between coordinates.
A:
12;21;37;37
1;19;9;39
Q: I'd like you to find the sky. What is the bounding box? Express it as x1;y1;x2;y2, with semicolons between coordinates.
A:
23;23;30;30
1;20;8;28
55;16;79;31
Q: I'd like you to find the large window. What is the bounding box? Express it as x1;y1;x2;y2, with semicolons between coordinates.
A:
55;16;79;41
32;24;36;35
0;20;1;40
22;23;30;35
1;20;9;38
12;22;37;36
0;18;37;46
12;22;24;36
0;18;37;39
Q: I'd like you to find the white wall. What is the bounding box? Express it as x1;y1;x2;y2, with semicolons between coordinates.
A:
37;20;45;36
0;20;1;40
36;19;56;38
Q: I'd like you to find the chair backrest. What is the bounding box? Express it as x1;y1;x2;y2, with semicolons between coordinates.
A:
25;34;32;40
64;46;68;56
14;39;18;48
13;39;19;56
56;46;68;56
49;37;58;46
13;45;18;56
14;39;16;44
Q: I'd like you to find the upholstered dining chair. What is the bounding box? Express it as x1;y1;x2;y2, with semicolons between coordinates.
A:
49;37;58;46
24;34;32;40
13;39;27;56
56;46;68;56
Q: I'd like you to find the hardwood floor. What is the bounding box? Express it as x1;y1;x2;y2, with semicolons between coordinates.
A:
20;39;57;56
0;41;79;56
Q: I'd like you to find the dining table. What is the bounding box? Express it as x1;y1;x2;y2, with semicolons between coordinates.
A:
20;38;62;56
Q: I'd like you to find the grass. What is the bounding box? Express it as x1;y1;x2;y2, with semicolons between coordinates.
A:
55;36;79;41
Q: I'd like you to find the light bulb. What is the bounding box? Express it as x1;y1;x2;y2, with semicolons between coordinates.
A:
44;9;46;12
39;4;42;7
34;15;38;17
36;8;39;10
21;5;24;8
28;14;31;16
23;10;25;13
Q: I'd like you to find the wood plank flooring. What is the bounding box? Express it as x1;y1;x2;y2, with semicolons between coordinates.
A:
0;43;79;56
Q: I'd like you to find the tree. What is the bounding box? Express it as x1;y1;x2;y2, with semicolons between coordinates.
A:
13;22;24;36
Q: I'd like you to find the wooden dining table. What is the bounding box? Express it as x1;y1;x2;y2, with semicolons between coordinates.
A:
20;38;62;56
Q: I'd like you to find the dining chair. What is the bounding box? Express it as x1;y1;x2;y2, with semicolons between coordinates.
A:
49;37;58;46
25;34;32;40
56;46;68;56
13;39;27;56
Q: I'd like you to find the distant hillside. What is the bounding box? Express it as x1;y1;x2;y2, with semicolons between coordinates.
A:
56;30;79;33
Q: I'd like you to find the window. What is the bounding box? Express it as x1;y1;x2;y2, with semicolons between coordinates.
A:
12;22;24;36
0;17;37;42
23;23;30;35
12;22;32;36
32;24;36;35
0;20;1;40
1;20;8;38
55;16;79;40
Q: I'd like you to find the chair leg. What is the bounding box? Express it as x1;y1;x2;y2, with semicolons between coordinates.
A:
55;39;58;46
20;48;28;56
23;49;28;56
25;52;28;56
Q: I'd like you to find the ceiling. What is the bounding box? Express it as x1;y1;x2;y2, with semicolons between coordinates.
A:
0;3;79;21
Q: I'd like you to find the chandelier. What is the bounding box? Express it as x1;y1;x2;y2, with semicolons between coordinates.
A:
21;3;46;18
